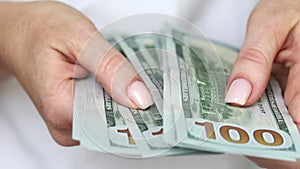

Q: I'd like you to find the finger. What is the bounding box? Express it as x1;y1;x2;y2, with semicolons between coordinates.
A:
48;125;79;146
0;62;10;79
225;2;299;106
77;32;154;109
0;67;10;79
73;64;89;79
284;64;300;129
248;156;298;169
293;102;300;132
271;63;289;92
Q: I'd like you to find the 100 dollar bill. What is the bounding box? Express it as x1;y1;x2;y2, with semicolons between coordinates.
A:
73;28;300;161
166;29;300;161
73;34;205;157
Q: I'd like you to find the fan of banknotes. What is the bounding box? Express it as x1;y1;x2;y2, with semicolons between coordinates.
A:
72;27;300;161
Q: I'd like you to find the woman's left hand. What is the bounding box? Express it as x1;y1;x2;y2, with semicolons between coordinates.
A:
225;0;300;168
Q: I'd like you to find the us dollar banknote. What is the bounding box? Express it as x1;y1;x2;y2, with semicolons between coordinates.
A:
73;28;300;161
73;34;205;157
165;28;300;161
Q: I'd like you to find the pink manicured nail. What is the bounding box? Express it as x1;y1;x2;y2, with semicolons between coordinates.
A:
127;81;154;109
225;78;252;105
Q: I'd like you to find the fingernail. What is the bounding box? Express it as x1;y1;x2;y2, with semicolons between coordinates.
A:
225;78;252;106
127;81;154;109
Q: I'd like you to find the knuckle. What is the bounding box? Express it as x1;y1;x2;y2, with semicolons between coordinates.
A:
49;128;76;146
45;111;72;132
238;45;271;69
97;54;125;79
46;118;71;133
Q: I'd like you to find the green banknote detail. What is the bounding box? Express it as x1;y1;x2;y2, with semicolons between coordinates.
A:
73;74;141;156
170;29;300;160
73;29;300;161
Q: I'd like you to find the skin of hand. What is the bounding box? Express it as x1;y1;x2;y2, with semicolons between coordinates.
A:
225;0;300;168
0;1;153;146
0;62;10;79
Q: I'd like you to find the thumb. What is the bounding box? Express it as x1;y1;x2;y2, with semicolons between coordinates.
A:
77;32;154;109
225;2;298;106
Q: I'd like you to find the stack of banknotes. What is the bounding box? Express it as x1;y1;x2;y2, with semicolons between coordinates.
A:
73;27;300;161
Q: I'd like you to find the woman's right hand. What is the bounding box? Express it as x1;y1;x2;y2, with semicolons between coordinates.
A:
0;1;153;146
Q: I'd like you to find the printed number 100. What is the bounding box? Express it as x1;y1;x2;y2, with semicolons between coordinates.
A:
195;121;284;146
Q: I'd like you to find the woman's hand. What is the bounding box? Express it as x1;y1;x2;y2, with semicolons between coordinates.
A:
225;0;300;168
0;1;153;146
